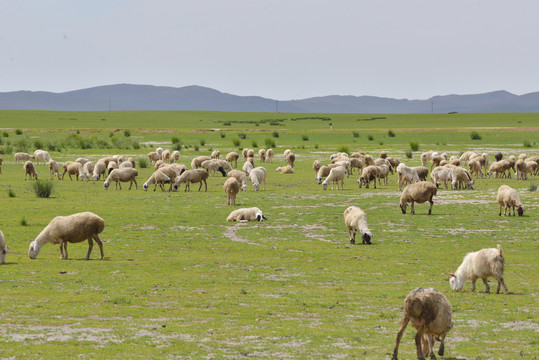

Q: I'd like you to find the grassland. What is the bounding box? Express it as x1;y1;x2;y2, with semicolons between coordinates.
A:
0;110;538;359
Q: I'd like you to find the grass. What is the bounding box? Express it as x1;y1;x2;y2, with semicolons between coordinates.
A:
0;110;537;359
31;179;55;198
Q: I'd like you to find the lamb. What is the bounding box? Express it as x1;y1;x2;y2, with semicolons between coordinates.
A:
397;163;420;191
211;150;220;159
249;167;266;191
14;152;34;163
496;185;524;216
0;230;7;264
322;166;345;190
258;148;266;163
75;157;90;166
313;160;322;177
201;159;227;177
28;212;105;260
242;148;249;159
358;165;379;189
103;168;138;190
276;165;295;174
148;151;161;164
450;244;508;294
224;177;240;205
343;206;372;245
92;160;107;181
430;166;453;189
228;169;249;191
399;181;437;215
191;156;211;169
173;169;209;192
451;167;474;190
226;207;267;222
48;159;61;180
226;151;239;168
316;164;339;184
170;150;180;163
285;151;296;168
265;148;274;163
34;149;52;164
24;161;38;180
430;155;444;170
391;287;453;360
143;169;171;191
80;161;94;181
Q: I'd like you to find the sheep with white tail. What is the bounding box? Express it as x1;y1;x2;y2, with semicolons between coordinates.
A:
28;212;105;260
249;167;266;191
343;206;372;245
450;244;508;294
496;184;524;216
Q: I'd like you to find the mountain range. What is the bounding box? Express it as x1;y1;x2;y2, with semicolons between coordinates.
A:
1;84;539;113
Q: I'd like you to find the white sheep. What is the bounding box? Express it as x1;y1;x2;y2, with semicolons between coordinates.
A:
343;206;372;245
224;177;240;205
392;287;453;360
451;167;474;190
191;155;211;169
249;167;266;191
143;169;171;191
173;169;209;192
34;149;52;164
496;184;524;216
107;160;118;174
420;151;435;166
397;163;420;191
515;159;527;180
524;160;538;178
28;212;105;260
450;244;508;294
161;149;171;162
225;151;239;168
62;161;83;181
211;150;220;159
247;149;255;158
147;151;161;164
24;161;38;180
265;148;274;163
468;159;483;179
201;159;228;177
399;181;437;215
14;152;34;163
430;166;452;189
228;169;249;191
316;164;339;184
103;168;138;190
0;230;7;264
358;165;379;189
92;160;107;181
285;151;296;168
242;160;254;175
75;157;90;166
227;207;267;222
275;165;295;174
313;160;322;177
80;161;95;181
322;166;345;190
119;160;133;169
349;157;365;175
48;159;61;180
258;148;266;163
170;150;180;163
376;164;390;186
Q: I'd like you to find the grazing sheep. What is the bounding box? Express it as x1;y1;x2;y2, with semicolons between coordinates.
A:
15;152;35;163
226;151;239;168
413;166;429;181
191;156;211;169
430;155;444;170
258;148;266;163
107;160;118;175
496;185;524;216
334;160;351;177
119;160;133;169
286;151;296;168
0;230;7;264
386;157;400;170
28;212;105;260
276;165;295;174
156;147;163;156
211;150;220;159
201;159;227;177
487;160;511;178
99;156;115;167
265;148;274;163
227;207;267;222
494;151;503;162
420;151;434;167
24;161;38;180
363;154;374;167
391;287;453;360
242;160;254;175
322;166;345;190
349;157;364;175
249;167;267;191
459;151;478;165
379;151;387;159
228;169;249;191
224;177;240;205
451;167;474;190
150;165;180;191
358;165;379;189
313;160;322;177
242;148;249;159
173;169;209;192
80;161;95;181
75;157;90;166
48;160;61;180
247;149;255;158
316;164;339;184
450;244;508;294
468;159;483;179
374;158;393;174
92;160;107;181
143;169;171;191
170;150;180;163
430;166;453;189
34;149;52;164
343;206;372;245
161;149;171;162
397;163;420;191
524;160;538;178
376;164;390;186
103;168;138;190
148;151;161;164
515;159;527;180
449;156;460;166
399;181;437;215
153;159;166;170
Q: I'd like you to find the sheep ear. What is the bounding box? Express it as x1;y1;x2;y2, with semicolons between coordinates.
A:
450;274;455;277
262;215;267;220
256;215;262;221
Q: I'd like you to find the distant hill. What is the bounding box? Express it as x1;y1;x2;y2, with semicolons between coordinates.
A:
1;84;539;113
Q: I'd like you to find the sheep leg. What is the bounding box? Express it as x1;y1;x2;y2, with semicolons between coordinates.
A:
428;198;433;215
391;316;409;360
499;204;503;216
62;169;67;180
197;181;203;192
471;276;477;292
481;278;491;293
93;234;104;260
349;228;356;245
204;179;208;192
496;277;508;294
411;201;415;215
60;242;67;259
415;329;427;360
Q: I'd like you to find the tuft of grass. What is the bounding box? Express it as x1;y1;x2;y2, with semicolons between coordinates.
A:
352;131;360;138
171;136;180;144
138;157;148;169
15;129;23;135
367;135;374;141
529;183;538;192
238;133;247;140
470;131;482;140
7;187;16;198
123;130;131;137
232;139;241;148
272;131;279;138
220;132;226;139
378;140;384;145
409;141;419;151
387;130;396;137
301;135;309;141
265;138;275;148
199;139;205;146
405;149;413;159
523;139;532;148
20;216;28;226
2;131;8;137
31;179;55;198
337;145;349;154
194;145;200;152
251;140;258;148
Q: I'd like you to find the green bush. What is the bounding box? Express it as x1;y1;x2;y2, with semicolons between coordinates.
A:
171;136;180;144
232;139;241;148
2;131;8;137
302;135;309;141
20;216;28;226
265;138;275;148
7;187;15;198
194;145;200;152
272;131;279;138
409;141;419;151
337;145;349;154
470;131;482;140
138;157;148;169
238;133;247;140
387;130;396;137
220;132;226;138
124;130;131;137
367;135;374;141
200;139;205;146
31;179;55;198
529;183;537;192
251;141;258;148
352;131;360;138
523;139;532;148
405;149;413;159
15;129;23;135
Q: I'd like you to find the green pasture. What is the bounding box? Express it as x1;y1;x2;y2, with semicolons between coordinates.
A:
0;111;538;359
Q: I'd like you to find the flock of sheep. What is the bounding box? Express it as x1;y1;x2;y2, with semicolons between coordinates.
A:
2;145;536;359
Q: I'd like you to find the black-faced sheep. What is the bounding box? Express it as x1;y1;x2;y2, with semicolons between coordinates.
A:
343;206;372;245
224;177;240;205
227;207;267;222
496;184;524;216
28;212;105;260
104;168;138;190
450;244;508;294
399;181;437;215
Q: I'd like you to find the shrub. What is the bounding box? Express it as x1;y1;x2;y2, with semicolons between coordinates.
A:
33;140;43;149
138;157;148;169
265;138;275;148
223;122;231;126
15;129;23;135
470;131;482;140
405;150;413;159
200;139;205;146
220;132;226;138
387;130;396;137
7;187;15;198
238;133;247;139
314;144;319;149
2;131;8;137
379;140;384;145
367;135;374;141
301;135;309;141
251;140;258;148
529;183;538;192
124;130;131;137
171;136;180;144
352;131;360;138
232;139;241;148
194;145;199;152
132;142;140;150
32;179;55;198
172;143;181;151
272;131;279;138
20;216;28;226
409;141;419;151
523;139;532;148
337;145;349;154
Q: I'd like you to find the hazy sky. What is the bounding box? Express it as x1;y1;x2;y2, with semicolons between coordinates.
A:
1;0;538;100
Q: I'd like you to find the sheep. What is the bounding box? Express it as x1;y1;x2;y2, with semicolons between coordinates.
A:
343;206;372;245
211;150;220;159
334;160;351;176
330;152;349;163
283;149;291;158
379;151;387;159
34;149;52;164
80;161;94;181
276;165;295;174
191;156;211;169
247;149;255;158
242;160;254;175
413;166;429;181
397;163;420;191
228;169;249;191
0;230;7;264
487;160;511;178
322;166;346;190
430;166;453;189
459;151;478;165
430;155;444;170
113;155;125;164
75;157;90;166
227;207;266;222
524;160;538;178
143;169;171;191
450;244;508;294
48;159;61;180
420;151;434;167
161;149;171;162
449;156;460;166
468;159;483;179
103;168;138;190
92;160;107;181
148;151;161;164
107;160;118;174
224;177;240;205
349;157;364;175
99;156;115;167
515;159;527;180
496;185;524;216
28;212;105;260
258;148;266;163
170;150;180;163
169;163;187;175
285;151;296;168
391;287;453;360
451;167;474;190
156;147;163;156
226;151;239;168
14;152;34;163
201;159;227;177
374;158;393;174
173;169;209;192
494;151;503;162
151;165;180;191
316;164;339;184
363;154;374;167
358;165;379;189
399;181;437;215
241;148;249;159
518;153;527;161
154;159;166;170
386;157;400;170
119;160;133;169
249;167;266;191
376;164;390;186
265;148;274;163
24;161;38;180
313;160;322;177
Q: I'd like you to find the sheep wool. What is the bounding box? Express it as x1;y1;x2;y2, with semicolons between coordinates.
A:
227;207;266;222
0;230;7;264
343;206;372;245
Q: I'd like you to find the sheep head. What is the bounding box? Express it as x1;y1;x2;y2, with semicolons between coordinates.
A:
28;240;41;259
255;210;267;222
449;273;463;291
322;182;328;190
517;206;524;217
399;202;407;214
103;180;110;190
362;231;372;245
143;182;149;191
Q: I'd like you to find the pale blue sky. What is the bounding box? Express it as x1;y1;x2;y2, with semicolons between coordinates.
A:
1;0;538;100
